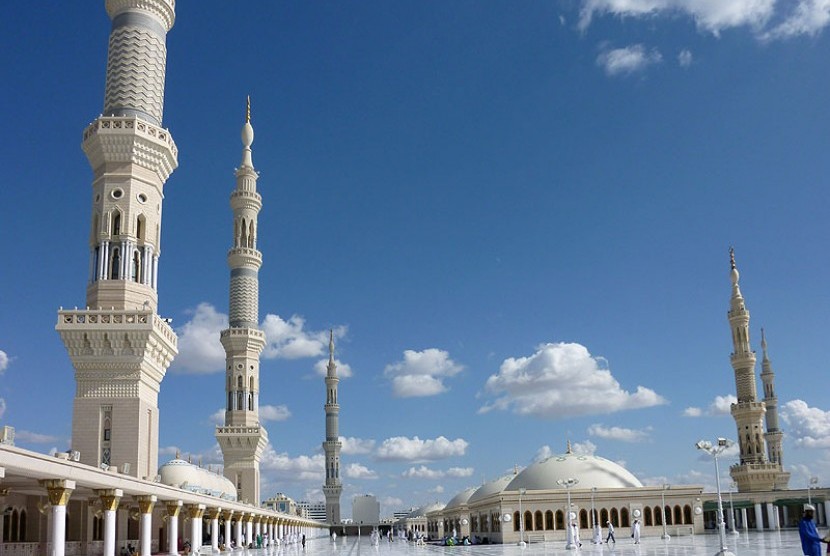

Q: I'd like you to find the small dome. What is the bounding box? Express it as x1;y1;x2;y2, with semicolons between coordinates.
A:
468;473;516;504
444;486;478;511
505;452;642;491
159;459;237;501
408;502;445;518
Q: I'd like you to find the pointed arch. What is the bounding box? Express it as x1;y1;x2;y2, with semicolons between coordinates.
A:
109;247;121;279
664;505;672;525
19;510;26;542
674;505;683;525
240;218;248;247
610;508;619;527
10;509;18;542
248;220;255;248
600;508;609;527
136;214;146;241
111;211;121;236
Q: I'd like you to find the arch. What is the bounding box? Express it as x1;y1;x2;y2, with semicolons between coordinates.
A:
240;218;248;247
674;505;683;525
248;220;255;248
132;250;141;282
112;212;121;236
10;509;18;542
610;508;619;527
664;505;673;525
533;511;542;531
621;507;629;527
237;392;243;411
600;508;609;527
513;512;520;532
136;214;146;241
227;392;233;411
523;511;533;531
555;510;564;530
684;505;693;525
545;510;554;530
18;509;25;542
2;508;8;541
248;392;253;411
644;506;653;526
579;509;588;529
110;247;121;279
237;375;243;388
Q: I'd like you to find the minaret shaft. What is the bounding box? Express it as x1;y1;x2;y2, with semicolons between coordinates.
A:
57;0;178;481
323;332;343;524
216;101;268;506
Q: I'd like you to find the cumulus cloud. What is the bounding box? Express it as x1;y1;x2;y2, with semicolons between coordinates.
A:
683;394;736;417
587;424;651;442
571;440;598;456
0;350;9;373
429;485;445;494
260;444;325;482
534;445;554;462
375;436;468;462
313;358;353;378
401;466;474;479
345;463;378;480
764;0;830;39
209;408;225;426
480;342;666;419
340;436;376;455
384;349;464;398
597;44;662;76
260;404;291;422
380;496;404;510
781;399;830;448
172;303;347;374
15;430;60;444
678;48;693;66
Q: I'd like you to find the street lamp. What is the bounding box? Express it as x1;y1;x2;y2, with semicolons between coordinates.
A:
557;478;579;550
728;482;739;535
660;484;671;540
518;487;527;547
808;477;819;507
591;487;601;544
696;438;736;556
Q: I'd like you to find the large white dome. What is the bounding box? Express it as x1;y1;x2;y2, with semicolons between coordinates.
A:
444;486;478;511
505;452;642;491
159;459;237;501
468;473;517;504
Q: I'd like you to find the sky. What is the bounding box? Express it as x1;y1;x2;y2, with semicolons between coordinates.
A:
2;0;830;519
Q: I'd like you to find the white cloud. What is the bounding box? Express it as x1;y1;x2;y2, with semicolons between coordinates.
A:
345;463;378;480
313;358;353;378
587;424;651;442
480;342;667;419
340;436;376;455
260;444;325;482
0;350;9;373
597;44;662;76
447;466;475;477
15;430;60;444
375;436;468;462
764;0;830;39
683;394;736;417
384;349;464;398
571;440;598;456
259;404;291;422
429;485;445;494
402;465;474;479
159;446;180;457
172;303;347;374
781;400;830;448
0;399;7;419
534;445;553;462
678;48;693;67
209;408;225;426
380;496;405;511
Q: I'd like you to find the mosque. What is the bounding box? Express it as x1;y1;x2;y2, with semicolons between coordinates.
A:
0;1;826;555
395;252;828;544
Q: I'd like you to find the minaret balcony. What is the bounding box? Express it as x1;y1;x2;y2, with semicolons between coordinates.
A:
227;248;262;269
82;116;178;182
230;190;262;212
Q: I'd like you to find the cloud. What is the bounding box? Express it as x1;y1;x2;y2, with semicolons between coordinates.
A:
401;466;474;479
781;400;830;448
313;358;353;378
534;445;553;462
159;446;180;457
0;350;9;373
429;485;445;494
480;342;667;419
375;436;469;462
571;440;598;456
260;444;325;482
14;430;60;444
380;496;404;510
0;399;7;419
209;408;225;426
678;49;693;67
259;404;291;422
384;349;464;397
578;0;775;35
597;44;662;76
683;394;736;417
340;436;376;455
587;424;651;442
172;303;347;374
345;463;378;480
763;0;830;39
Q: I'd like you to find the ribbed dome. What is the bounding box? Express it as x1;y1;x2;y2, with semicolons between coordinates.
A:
409;502;445;518
444;486;478;511
159;459;237;501
468;473;516;504
505;453;642;491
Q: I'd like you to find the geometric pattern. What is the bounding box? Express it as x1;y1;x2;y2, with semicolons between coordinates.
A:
104;26;167;124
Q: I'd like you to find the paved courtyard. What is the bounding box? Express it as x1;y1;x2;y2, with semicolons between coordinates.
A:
278;531;810;556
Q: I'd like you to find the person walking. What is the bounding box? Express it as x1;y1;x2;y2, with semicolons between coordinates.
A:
605;520;615;543
799;505;824;556
631;519;641;544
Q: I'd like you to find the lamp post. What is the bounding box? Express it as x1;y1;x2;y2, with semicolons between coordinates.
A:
728;482;739;535
557;478;579;550
591;487;601;544
518;488;526;547
696;438;736;556
661;484;671;540
808;476;819;507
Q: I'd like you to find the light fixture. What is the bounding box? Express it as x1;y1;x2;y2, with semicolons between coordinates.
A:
696;438;735;556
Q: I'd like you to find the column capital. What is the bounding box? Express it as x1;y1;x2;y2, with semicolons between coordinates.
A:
246;513;256;523
187;503;206;519
221;509;234;520
96;489;123;511
40;479;75;506
206;507;222;520
135;495;157;514
236;511;247;520
165;499;183;516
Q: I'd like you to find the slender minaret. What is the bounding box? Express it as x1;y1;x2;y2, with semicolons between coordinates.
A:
322;331;343;524
727;249;777;492
56;0;178;479
760;329;790;488
215;98;268;505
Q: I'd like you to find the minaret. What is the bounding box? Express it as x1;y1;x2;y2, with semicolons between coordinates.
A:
760;329;790;488
727;249;777;492
56;0;178;479
322;331;343;524
215;98;268;505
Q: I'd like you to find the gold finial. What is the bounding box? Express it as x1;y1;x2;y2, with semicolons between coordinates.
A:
729;246;735;270
566;440;572;454
246;95;251;123
176;449;181;460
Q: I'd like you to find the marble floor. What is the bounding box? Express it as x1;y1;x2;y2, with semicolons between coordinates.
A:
278;530;811;556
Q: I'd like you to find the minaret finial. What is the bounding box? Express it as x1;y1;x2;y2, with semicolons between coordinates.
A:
329;329;334;360
729;246;735;270
566;440;572;454
246;95;251;123
761;327;768;357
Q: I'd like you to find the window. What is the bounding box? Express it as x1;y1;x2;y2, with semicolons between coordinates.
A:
112;213;121;236
545;510;554;530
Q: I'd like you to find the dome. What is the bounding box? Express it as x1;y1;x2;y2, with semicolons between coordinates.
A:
468;473;517;504
505;452;642;491
444;486;478;511
159;459;237;501
408;502;445;518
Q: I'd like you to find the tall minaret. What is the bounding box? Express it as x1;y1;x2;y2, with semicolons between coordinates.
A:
56;0;178;479
727;249;776;492
215;98;268;505
322;331;343;524
760;329;790;488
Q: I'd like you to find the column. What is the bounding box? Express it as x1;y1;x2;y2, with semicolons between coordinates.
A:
188;504;205;550
136;495;156;556
166;500;182;556
207;508;220;552
740;508;748;531
816;503;824;527
754;503;764;531
235;513;244;548
766;503;777;530
783;506;789;528
255;517;261;545
41;479;75;556
97;489;122;556
246;515;254;548
824;501;830;528
223;510;233;551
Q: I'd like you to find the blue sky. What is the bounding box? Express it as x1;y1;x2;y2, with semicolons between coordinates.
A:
2;1;830;517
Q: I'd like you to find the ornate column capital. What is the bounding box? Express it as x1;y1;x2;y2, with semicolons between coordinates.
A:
40;479;75;506
246;513;255;524
187;503;206;519
221;509;234;520
165;499;183;517
206;507;222;520
96;489;123;511
135;495;157;514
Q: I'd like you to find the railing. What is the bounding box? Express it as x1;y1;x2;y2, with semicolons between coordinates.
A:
83;116;178;157
57;308;177;346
